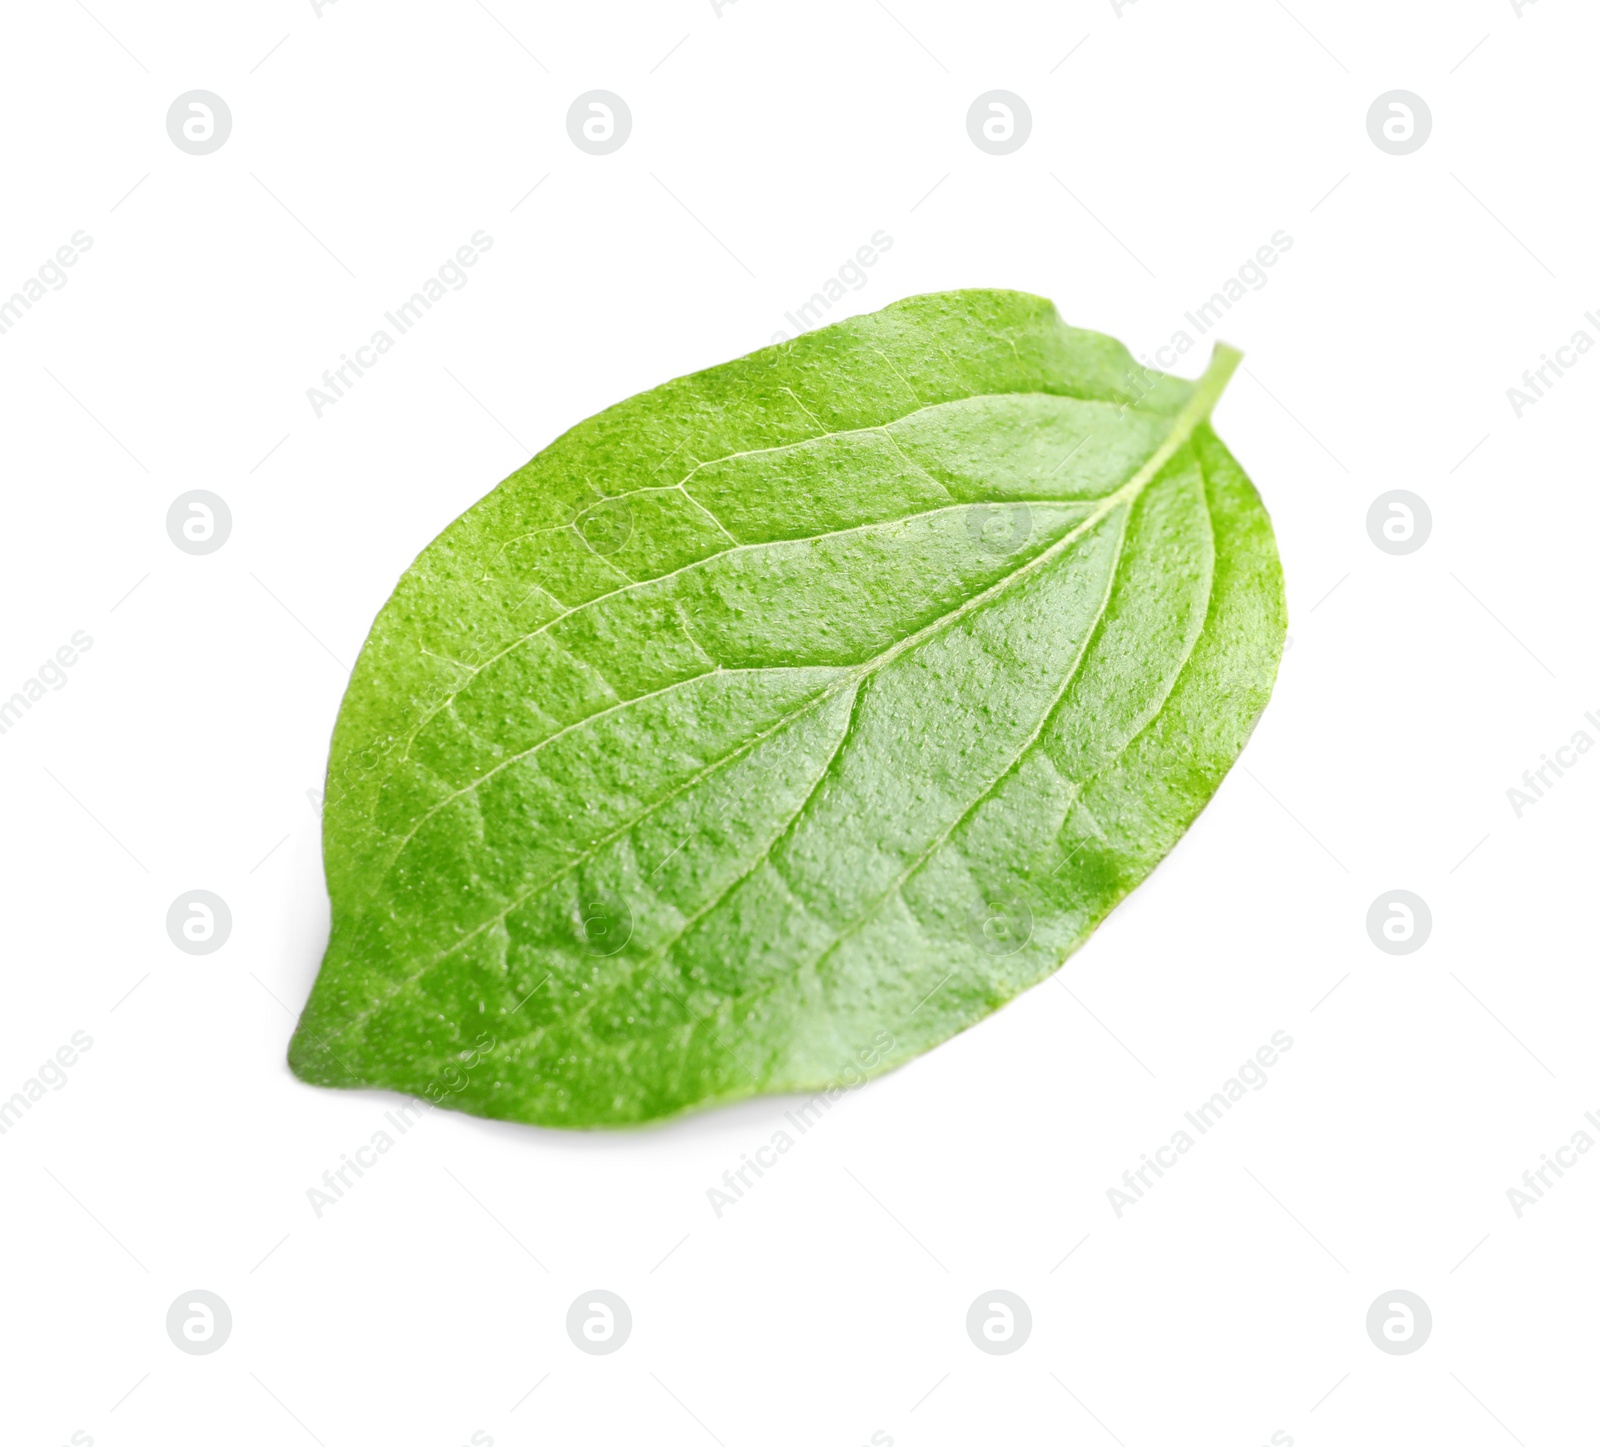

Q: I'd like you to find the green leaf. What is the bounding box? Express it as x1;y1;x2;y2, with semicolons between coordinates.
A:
289;289;1285;1127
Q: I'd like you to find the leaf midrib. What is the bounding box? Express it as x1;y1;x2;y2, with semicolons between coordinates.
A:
382;495;1104;861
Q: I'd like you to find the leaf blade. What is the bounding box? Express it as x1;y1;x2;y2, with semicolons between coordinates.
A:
290;292;1284;1126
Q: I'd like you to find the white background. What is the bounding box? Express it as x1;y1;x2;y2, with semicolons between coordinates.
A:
1;1;1594;1443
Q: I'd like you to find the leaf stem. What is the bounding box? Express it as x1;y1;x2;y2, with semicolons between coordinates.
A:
1191;341;1243;417
1107;341;1241;510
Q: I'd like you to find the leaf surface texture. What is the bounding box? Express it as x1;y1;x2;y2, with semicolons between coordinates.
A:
289;290;1286;1126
